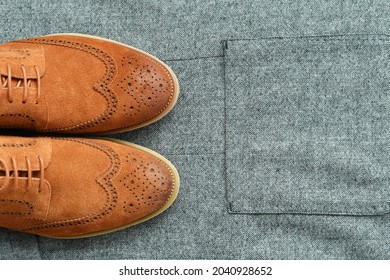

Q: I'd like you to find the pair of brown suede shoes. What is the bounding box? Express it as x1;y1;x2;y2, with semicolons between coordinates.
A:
0;34;180;238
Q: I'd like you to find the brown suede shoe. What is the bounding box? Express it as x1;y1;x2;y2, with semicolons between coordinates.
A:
0;34;179;134
0;136;179;238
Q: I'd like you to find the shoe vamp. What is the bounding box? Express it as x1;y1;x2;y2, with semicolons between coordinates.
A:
43;138;112;221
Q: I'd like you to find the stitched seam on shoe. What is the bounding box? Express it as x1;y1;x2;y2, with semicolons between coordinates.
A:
18;138;120;231
17;38;118;132
0;113;35;128
0;140;37;147
3;180;52;221
0;49;31;59
0;199;33;216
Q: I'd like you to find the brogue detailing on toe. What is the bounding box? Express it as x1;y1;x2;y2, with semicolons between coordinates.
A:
119;152;174;215
18;38;118;132
115;53;175;129
118;55;170;119
19;138;121;231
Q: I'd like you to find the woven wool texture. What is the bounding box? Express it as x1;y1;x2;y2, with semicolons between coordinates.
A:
1;0;390;259
225;36;390;216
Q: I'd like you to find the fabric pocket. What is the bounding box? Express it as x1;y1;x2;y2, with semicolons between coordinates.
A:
224;35;390;215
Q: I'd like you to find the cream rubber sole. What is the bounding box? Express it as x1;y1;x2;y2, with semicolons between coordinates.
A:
48;138;180;239
44;33;180;135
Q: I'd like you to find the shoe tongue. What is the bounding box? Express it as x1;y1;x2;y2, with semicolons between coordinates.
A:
0;137;52;171
0;45;46;79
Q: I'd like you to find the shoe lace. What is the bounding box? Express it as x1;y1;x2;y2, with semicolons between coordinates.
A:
0;156;45;192
0;64;41;104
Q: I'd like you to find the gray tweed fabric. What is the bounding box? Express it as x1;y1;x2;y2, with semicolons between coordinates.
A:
1;0;390;259
225;36;390;215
